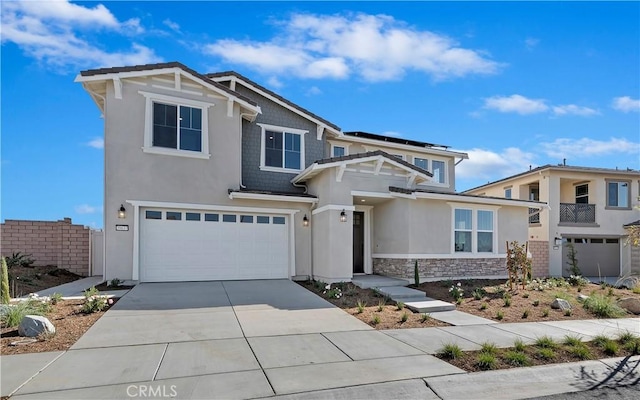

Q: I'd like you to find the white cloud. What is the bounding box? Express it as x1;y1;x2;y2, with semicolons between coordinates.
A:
540;137;640;159
205;13;501;82
1;0;160;70
86;137;104;149
266;76;284;89
306;86;322;96
455;147;536;180
524;37;539;50
162;19;181;33
552;104;599;116
75;204;102;214
483;94;548;115
612;96;640;113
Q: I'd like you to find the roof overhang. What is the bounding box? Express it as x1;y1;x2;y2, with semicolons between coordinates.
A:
228;191;318;204
340;135;469;159
75;67;261;119
393;189;548;208
292;154;432;187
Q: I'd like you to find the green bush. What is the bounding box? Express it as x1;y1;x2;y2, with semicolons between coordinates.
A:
582;294;626;318
400;311;409;323
438;343;463;360
480;342;498;355
82;287;107;314
537;348;556;360
49;293;63;305
4;252;35;269
371;315;381;325
513;338;526;352
476;352;497;370
396;301;405;311
1;297;50;327
522;309;530;319
479;302;488;310
420;313;431;323
569;344;592;360
496;311;504;320
472;288;486;300
356;299;366;314
377;299;385;312
534;336;557;349
563;335;583;347
504;351;531;366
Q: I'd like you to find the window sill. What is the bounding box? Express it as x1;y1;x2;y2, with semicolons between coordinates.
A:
142;147;211;160
259;166;301;174
558;222;600;227
604;206;632;211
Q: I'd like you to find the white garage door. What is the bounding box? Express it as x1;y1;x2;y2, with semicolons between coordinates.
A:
140;208;289;282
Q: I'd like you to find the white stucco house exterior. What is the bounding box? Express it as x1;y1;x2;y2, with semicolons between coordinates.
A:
76;62;545;283
465;165;640;279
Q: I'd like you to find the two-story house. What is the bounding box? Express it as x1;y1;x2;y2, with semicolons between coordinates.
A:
465;165;640;279
76;62;544;284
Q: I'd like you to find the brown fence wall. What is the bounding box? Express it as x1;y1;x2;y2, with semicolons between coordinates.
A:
0;218;90;276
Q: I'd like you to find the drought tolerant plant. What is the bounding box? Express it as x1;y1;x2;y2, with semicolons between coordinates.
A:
582;294;626;318
522;293;529;299
476;352;497;370
82;287;108;314
400;311;409;323
537;348;556;360
371;315;381;325
1;257;10;304
567;275;590;287
495;311;504;320
617;331;638;345
448;282;464;301
438;343;463;360
563;335;584;347
480;342;498;355
534;336;557;349
479;302;488;310
356;299;366;314
49;292;63;305
5;252;35;269
420;313;431;323
503;293;512;307
396;301;405;311
568;344;592;360
109;278;122;287
532;299;540;307
323;284;343;299
522;309;530;319
607;287;614;297
1;295;50;327
602;340;619;356
506;240;532;291
472;288;486;300
564;309;572;316
565;243;581;276
377;299;385;312
513;338;526;352
542;308;549;317
504;350;531;367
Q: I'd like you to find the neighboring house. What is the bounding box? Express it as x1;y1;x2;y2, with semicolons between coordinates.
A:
465;165;640;279
76;62;544;283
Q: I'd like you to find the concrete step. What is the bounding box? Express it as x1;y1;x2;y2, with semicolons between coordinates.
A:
427;310;497;326
351;275;411;289
405;298;456;313
376;286;426;301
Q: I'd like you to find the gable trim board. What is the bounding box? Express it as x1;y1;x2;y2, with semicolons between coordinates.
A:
127;200;299;281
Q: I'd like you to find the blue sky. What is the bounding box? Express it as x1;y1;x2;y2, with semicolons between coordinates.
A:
2;1;639;228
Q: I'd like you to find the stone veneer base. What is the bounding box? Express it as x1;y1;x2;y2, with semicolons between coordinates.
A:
373;257;507;280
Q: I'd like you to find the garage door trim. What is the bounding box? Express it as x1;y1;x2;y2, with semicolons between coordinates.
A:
127;200;300;281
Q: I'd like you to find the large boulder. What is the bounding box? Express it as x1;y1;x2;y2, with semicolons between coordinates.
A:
18;315;55;337
551;298;572;311
617;298;640;315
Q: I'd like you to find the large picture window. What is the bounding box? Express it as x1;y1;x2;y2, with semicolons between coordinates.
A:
453;207;496;253
259;124;307;172
153;103;202;152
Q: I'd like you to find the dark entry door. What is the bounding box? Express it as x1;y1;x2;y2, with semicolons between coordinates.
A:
353;211;365;273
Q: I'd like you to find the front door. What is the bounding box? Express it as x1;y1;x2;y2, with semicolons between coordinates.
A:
353;211;365;273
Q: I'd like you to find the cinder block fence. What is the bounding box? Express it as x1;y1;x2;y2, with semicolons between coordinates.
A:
0;217;99;277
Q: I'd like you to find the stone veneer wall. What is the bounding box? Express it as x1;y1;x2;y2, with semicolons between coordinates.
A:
0;218;90;276
373;258;507;280
529;240;549;278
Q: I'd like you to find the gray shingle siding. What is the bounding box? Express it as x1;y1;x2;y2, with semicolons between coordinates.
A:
234;84;326;193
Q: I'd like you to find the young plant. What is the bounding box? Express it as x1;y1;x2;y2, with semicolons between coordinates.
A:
534;336;557;349
603;340;619;356
472;288;486;300
522;309;530;319
480;342;498;355
371;315;381;325
537;348;556;360
565;243;581;276
476;352;497;370
617;331;638;345
1;257;10;304
542;308;550;317
109;278;122;287
420;313;431;323
4;252;35;269
49;292;63;305
456;298;462;305
377;299;385;312
569;344;592;360
356;299;366;314
522;293;529;299
438;343;463;360
513;338;526;352
1;297;49;327
479;302;488;310
396;301;405;311
532;300;540;307
607;287;614;297
564;309;572;316
582;294;626;318
448;282;464;301
503;293;512;307
563;335;583;347
504;350;531;366
400;311;409;323
82;287;108;314
495;311;504;320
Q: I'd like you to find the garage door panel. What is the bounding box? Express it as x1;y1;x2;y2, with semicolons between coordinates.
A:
140;209;290;282
562;238;620;277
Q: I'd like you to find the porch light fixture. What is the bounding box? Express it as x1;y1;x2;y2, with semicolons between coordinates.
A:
118;204;127;219
302;214;309;227
340;209;347;223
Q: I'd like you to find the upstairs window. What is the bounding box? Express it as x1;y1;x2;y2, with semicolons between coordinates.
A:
607;181;630;208
333;146;345;157
575;184;589;204
413;157;447;184
432;160;445;184
259;124;307;172
153;103;202;152
414;158;428;171
504;188;512;199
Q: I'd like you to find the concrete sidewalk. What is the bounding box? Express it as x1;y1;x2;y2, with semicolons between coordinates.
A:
2;280;639;399
32;276;130;298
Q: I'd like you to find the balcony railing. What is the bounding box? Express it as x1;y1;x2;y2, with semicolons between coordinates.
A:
559;203;596;224
528;208;540;224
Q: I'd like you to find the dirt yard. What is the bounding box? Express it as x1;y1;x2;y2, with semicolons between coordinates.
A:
5;264;81;297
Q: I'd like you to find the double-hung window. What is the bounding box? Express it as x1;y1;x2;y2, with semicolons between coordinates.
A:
140;91;211;159
432;160;445;184
413;157;447;185
453;206;496;253
259;124;307;172
606;180;630;208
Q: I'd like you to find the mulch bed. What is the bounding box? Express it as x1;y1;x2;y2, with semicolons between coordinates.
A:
298;281;449;329
6;265;81;298
0;299;113;355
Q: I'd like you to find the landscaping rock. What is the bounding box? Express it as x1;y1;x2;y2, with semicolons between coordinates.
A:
18;315;55;337
617;298;640;315
551;298;572;311
577;294;589;302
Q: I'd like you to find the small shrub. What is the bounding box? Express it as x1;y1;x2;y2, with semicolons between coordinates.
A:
438;343;463;360
377;299;385;312
480;342;498;355
448;282;464;301
400;311;409;323
569;344;592;360
542;308;549;317
496;311;504;320
472;288;486;300
109;278;122;287
632;286;640;295
582;294;626;318
537;348;556;360
617;331;638;345
479;302;488;310
623;338;640;355
564;309;572;316
553;292;571;301
513;338;526;352
564;335;583;347
532;300;540;307
396;301;405;311
323;284;343;299
49;293;63;305
420;313;431;323
456;298;462;305
522;293;529;299
371;315;381;325
603;340;619;356
534;336;557;349
1;297;49;327
5;252;35;269
82;287;108;314
503;293;512;307
567;275;590;287
356;299;366;314
607;287;614;297
522;309;530;319
504;351;531;366
476;352;497;370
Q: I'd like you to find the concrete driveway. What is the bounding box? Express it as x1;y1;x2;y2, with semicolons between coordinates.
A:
5;280;463;399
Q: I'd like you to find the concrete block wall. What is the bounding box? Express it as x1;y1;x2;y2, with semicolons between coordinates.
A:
373;257;508;280
0;218;90;276
529;240;549;277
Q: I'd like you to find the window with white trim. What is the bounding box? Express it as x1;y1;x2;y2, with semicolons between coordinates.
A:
432;160;445;184
333;146;345;157
258;124;307;172
140;91;211;159
414;157;428;171
504;188;512;199
413;157;448;185
606;180;630;208
453;207;496;253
